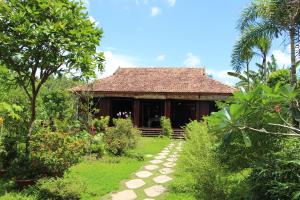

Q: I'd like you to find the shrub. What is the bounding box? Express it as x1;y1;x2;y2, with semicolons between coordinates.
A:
37;178;85;200
176;121;251;200
103;118;140;155
29;130;88;177
267;69;290;88
93;116;110;133
90;134;105;158
160;116;173;137
249;138;300;200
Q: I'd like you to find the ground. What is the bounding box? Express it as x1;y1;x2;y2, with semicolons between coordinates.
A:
64;137;170;200
103;140;183;200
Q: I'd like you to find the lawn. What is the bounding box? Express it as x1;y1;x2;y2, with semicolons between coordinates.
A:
64;137;170;200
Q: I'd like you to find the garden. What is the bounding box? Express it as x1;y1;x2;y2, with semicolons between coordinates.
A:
0;0;300;199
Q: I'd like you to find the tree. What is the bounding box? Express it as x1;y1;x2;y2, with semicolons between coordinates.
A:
238;0;300;87
231;31;272;86
231;40;255;90
0;0;104;154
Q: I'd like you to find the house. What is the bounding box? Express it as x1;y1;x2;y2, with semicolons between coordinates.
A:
73;67;235;138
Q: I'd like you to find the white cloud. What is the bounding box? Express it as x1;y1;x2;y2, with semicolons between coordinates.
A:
97;51;137;78
272;49;290;67
167;0;176;7
151;7;161;17
155;54;165;61
183;53;201;66
206;69;238;86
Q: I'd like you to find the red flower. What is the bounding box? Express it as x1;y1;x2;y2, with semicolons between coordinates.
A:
274;105;281;113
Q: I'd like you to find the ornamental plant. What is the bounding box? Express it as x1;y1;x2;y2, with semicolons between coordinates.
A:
103;118;140;155
160;116;173;138
29;130;88;177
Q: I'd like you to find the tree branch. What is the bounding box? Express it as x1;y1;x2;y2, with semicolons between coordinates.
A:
241;126;300;137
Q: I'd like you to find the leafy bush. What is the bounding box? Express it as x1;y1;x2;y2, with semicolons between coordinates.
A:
249;138;300;200
182;121;227;199
174;121;251;200
29;130;88;177
93;116;110;133
37;178;85;200
160;116;173;137
267;69;290;88
103;118;140;155
90;134;105;158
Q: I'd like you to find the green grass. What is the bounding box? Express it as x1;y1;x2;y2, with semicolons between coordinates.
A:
64;137;170;200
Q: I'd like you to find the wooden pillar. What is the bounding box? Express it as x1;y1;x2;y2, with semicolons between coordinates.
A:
98;98;110;117
196;101;201;121
133;99;140;127
164;99;171;118
199;101;210;119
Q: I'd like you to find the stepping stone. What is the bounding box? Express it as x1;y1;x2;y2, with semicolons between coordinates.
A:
150;159;163;164
161;150;169;154
159;167;174;175
158;152;168;156
153;175;173;184
167;157;177;162
125;179;146;189
145;154;153;158
145;164;159;171
144;185;166;197
136;171;153;178
111;190;137;200
155;155;166;159
163;162;176;168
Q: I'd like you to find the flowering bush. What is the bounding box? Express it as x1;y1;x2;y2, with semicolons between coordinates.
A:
29;130;88;177
103;118;140;155
116;111;131;118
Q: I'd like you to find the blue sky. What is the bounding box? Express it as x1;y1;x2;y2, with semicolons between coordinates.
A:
84;0;291;85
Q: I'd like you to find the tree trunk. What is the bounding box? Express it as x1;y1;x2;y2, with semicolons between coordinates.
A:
246;61;250;90
25;94;37;156
290;29;297;87
289;28;298;126
262;53;267;81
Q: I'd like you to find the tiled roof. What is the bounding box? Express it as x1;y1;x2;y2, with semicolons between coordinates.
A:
73;67;235;94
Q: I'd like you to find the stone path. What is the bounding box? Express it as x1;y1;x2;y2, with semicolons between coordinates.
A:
109;141;183;200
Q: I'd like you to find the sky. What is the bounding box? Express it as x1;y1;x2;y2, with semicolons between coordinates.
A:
83;0;292;85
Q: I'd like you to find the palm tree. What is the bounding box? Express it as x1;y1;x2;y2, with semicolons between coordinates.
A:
238;0;300;87
231;40;254;90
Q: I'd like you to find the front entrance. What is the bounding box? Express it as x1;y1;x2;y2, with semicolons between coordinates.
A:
171;101;196;128
141;100;164;128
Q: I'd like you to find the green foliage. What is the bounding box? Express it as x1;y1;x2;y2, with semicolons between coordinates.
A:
29;130;88;177
160;116;173;137
267;69;290;88
90;134;105;159
92;116;110;133
181;121;227;199
103;118;140;155
174;121;250;200
249;138;300;200
37;178;85;200
0;193;35;200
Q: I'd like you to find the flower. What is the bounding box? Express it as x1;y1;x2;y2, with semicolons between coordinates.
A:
0;117;3;126
274;105;281;113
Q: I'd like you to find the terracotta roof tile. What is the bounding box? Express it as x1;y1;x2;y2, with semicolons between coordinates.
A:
73;67;235;94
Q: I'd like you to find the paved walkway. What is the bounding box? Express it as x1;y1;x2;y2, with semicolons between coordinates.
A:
109;141;183;200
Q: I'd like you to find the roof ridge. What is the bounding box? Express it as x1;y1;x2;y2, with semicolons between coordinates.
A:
118;66;205;69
